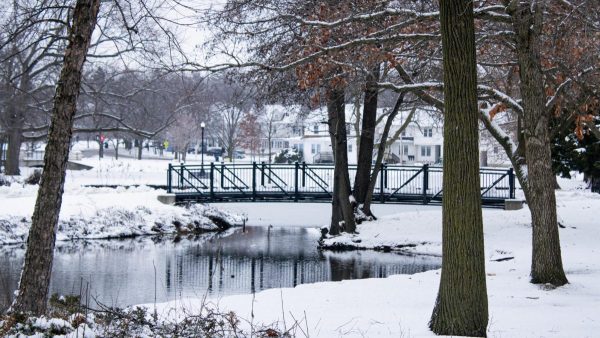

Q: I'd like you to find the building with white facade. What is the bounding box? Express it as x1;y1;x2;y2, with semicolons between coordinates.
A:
251;103;511;167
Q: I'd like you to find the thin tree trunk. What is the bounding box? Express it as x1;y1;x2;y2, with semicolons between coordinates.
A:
327;85;356;234
353;65;380;215
508;1;568;286
114;142;119;160
98;139;103;159
430;1;488;335
137;138;143;160
364;93;409;215
10;0;100;315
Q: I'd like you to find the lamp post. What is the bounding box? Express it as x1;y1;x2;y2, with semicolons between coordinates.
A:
200;122;206;176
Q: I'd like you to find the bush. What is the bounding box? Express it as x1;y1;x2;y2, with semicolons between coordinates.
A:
273;148;303;164
24;169;42;185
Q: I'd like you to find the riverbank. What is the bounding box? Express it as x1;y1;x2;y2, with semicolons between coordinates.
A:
0;180;244;245
2;161;598;337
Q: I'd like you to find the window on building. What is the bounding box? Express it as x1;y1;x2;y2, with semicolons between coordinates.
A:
311;144;317;154
403;145;409;155
349;144;353;152
313;124;318;133
423;128;433;137
421;146;431;157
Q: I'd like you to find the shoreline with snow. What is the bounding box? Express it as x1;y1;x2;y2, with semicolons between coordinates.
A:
0;174;245;245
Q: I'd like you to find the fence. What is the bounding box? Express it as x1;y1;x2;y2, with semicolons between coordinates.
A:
167;162;515;206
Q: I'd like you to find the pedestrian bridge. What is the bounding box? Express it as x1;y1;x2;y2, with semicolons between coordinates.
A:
166;162;516;208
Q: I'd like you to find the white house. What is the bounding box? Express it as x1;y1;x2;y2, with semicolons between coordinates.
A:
258;103;511;167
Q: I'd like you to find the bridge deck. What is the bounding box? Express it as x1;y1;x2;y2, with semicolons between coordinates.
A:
167;163;515;207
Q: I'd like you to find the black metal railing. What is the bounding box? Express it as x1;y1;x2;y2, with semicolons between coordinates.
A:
167;162;515;206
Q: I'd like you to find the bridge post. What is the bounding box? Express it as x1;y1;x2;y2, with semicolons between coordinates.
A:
179;164;184;189
380;163;386;203
422;164;429;204
384;163;388;188
508;167;515;199
167;163;172;193
210;162;215;200
302;161;306;187
252;162;257;201
261;162;265;186
294;162;299;202
220;162;225;188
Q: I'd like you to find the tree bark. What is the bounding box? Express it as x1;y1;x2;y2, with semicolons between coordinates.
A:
98;139;104;159
353;65;380;216
327;85;356;234
137;138;143;160
10;0;101;315
508;1;568;286
364;93;409;215
5;128;22;175
429;1;488;336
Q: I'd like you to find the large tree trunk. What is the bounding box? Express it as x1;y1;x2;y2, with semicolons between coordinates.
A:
353;65;380;217
10;0;100;315
429;1;488;336
509;1;568;286
327;86;356;235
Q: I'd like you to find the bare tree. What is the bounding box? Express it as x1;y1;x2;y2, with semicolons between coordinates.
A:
10;0;101;315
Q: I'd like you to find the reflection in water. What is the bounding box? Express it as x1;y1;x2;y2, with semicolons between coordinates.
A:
0;226;440;308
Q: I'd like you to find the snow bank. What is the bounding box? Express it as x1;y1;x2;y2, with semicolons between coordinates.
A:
144;179;600;337
0;203;244;245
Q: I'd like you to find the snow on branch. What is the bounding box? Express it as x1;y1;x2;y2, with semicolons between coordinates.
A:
477;85;523;115
280;5;509;28
545;78;572;111
193;33;439;73
377;81;443;93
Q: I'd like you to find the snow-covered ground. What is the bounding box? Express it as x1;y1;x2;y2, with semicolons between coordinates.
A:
0;158;244;244
145;177;600;338
2;152;599;337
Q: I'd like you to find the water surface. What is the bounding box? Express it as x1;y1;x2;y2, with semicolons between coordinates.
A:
0;226;440;308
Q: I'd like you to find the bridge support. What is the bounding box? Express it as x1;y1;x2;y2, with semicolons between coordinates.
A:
157;193;176;205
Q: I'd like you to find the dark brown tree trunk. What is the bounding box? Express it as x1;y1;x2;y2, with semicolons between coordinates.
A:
364;93;408;215
5;128;22;175
353;65;380;216
10;0;101;315
508;1;568;286
114;141;119;160
327;86;356;234
429;1;488;336
98;139;104;158
137;138;143;160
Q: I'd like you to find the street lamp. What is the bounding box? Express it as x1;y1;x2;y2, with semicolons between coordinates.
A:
200;122;206;176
